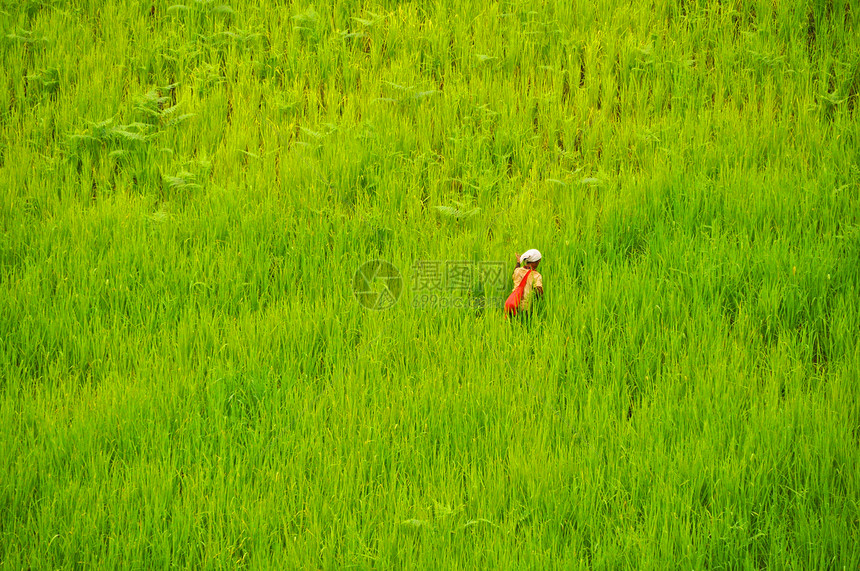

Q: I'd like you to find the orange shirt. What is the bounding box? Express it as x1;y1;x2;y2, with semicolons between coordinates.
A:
512;267;543;310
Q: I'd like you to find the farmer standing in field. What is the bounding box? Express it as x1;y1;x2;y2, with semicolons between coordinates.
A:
506;249;543;316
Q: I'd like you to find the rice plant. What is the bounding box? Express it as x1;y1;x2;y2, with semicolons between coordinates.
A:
1;0;858;568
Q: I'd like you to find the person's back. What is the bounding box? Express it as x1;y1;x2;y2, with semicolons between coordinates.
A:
512;249;543;312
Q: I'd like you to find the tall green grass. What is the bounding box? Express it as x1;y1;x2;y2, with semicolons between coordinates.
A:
1;0;859;568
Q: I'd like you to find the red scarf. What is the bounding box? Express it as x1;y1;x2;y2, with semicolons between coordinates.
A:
504;268;532;317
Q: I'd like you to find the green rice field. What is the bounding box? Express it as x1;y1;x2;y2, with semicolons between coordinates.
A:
1;0;859;568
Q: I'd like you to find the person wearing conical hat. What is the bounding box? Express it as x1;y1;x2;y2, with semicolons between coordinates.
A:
511;249;543;313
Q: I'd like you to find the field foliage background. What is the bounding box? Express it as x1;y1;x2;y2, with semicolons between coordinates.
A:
1;0;859;568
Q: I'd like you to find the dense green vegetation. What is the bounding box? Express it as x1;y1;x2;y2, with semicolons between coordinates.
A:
1;0;858;567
